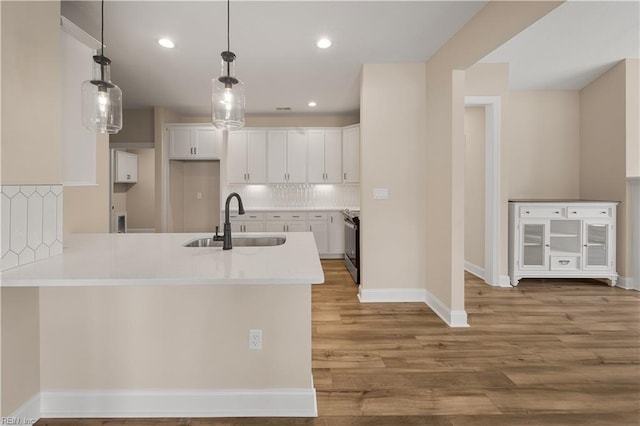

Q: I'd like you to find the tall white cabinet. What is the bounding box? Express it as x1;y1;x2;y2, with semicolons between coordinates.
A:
508;201;618;286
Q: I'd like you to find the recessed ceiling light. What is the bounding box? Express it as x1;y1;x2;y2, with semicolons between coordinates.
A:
308;101;317;107
158;38;175;49
316;38;332;49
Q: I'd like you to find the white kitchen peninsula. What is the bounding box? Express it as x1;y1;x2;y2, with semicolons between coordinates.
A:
0;232;323;419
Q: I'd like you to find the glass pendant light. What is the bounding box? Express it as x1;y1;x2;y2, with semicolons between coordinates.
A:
212;0;245;130
81;0;122;134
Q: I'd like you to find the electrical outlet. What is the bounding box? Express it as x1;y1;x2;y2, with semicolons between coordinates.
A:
249;329;262;350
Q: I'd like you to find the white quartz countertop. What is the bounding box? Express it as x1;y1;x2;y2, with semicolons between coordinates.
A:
225;206;360;212
0;232;325;287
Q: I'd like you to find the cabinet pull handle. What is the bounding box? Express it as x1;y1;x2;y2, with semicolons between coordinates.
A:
572;211;577;214
554;211;559;214
559;260;570;265
127;174;131;180
331;216;333;223
285;225;288;232
344;172;347;180
545;244;549;247
273;215;280;218
310;225;312;231
247;173;250;181
194;147;197;155
600;211;607;215
525;211;530;214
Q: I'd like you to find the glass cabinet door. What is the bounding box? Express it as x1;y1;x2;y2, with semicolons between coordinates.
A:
521;222;548;269
584;222;609;269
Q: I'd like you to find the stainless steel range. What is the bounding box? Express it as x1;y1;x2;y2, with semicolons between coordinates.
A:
342;209;360;284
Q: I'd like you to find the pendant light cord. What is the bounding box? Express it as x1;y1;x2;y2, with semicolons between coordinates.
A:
100;0;105;82
227;0;230;53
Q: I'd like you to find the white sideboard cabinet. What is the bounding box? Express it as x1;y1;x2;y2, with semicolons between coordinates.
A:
508;200;618;286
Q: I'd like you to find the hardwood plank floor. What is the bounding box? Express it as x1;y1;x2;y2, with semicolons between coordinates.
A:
36;260;640;425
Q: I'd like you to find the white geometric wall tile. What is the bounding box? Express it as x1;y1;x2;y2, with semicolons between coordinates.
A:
36;245;50;261
1;193;10;257
50;241;63;256
1;251;18;270
1;184;63;271
19;247;35;265
28;193;44;249
10;192;28;254
43;191;57;246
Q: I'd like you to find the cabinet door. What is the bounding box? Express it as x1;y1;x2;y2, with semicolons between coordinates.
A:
583;221;611;270
267;130;287;183
243;221;265;232
307;130;326;183
266;221;286;232
231;221;243;233
309;220;328;254
328;212;345;255
115;151;138;183
287;220;307;232
246;130;267;183
226;131;248;183
324;130;342;183
194;127;219;159
520;221;548;270
286;130;308;183
342;126;360;183
169;127;194;159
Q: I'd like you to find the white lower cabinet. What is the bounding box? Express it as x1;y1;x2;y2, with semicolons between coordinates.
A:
508;201;618;286
328;211;345;256
229;212;265;232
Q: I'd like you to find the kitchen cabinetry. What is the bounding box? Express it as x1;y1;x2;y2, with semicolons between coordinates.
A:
228;211;265;232
227;130;267;183
265;212;306;232
327;211;345;256
167;124;220;160
308;212;329;254
267;130;308;183
308;130;342;183
508;201;618;286
114;151;138;183
342;125;360;183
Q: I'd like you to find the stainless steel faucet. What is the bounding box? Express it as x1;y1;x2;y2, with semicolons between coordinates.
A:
222;192;245;250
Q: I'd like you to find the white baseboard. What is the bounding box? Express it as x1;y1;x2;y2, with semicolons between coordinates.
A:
358;288;426;303
8;392;41;423
425;289;469;328
464;261;485;279
617;276;640;291
40;388;317;418
499;275;512;287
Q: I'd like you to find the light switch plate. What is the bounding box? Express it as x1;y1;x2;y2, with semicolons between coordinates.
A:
373;187;389;200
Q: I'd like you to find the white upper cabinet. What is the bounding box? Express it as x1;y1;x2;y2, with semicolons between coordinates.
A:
114;151;138;183
267;130;308;183
167;124;221;160
342;125;360;183
308;130;342;184
226;130;267;184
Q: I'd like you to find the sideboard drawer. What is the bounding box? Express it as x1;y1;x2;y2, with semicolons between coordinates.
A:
567;207;612;218
519;207;565;218
550;256;580;271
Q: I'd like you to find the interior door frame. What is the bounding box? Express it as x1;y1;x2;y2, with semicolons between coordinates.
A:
464;96;503;287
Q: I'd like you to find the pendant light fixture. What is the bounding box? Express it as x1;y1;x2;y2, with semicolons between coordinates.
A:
212;0;245;130
81;0;122;134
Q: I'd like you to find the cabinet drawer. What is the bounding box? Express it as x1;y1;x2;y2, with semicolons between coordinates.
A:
266;212;305;221
519;207;564;218
230;212;264;221
308;212;328;221
550;256;580;271
567;207;612;218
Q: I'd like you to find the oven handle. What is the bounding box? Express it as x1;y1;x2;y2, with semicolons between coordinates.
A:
344;221;357;230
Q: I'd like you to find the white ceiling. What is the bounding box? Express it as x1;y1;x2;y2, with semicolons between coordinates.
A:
62;1;639;117
481;0;640;90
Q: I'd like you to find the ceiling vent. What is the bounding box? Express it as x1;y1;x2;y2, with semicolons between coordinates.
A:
276;107;292;111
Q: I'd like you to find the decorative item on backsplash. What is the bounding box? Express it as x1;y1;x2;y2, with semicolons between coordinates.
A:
1;185;64;271
223;184;360;209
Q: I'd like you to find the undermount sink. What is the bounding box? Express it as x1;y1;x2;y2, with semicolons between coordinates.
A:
183;236;286;248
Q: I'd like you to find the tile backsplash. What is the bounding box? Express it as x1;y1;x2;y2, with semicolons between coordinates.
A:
1;185;63;271
223;183;360;209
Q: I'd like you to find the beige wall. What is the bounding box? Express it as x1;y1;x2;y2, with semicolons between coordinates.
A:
1;288;40;415
109;109;154;144
40;285;312;389
0;1;61;185
360;63;427;291
465;107;485;269
168;161;185;233
154;107;181;232
64;134;110;235
126;148;155;230
580;61;629;277
626;59;640;177
509;91;581;199
182;114;359;128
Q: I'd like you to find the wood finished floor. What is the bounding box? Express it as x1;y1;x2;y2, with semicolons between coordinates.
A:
37;260;640;425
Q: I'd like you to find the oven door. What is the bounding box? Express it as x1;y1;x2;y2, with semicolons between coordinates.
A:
344;218;359;283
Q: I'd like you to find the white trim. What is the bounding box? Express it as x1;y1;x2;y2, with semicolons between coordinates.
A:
358;288;426;303
40;388;317;418
464;260;484;279
465;96;501;288
60;16;101;50
499;275;512;287
628;177;640;293
425;289;469;328
617;276;640;291
9;392;41;423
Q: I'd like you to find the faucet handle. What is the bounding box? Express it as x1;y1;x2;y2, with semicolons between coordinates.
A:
215;225;219;236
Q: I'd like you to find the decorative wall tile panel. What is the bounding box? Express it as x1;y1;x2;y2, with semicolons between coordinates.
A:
1;185;63;272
